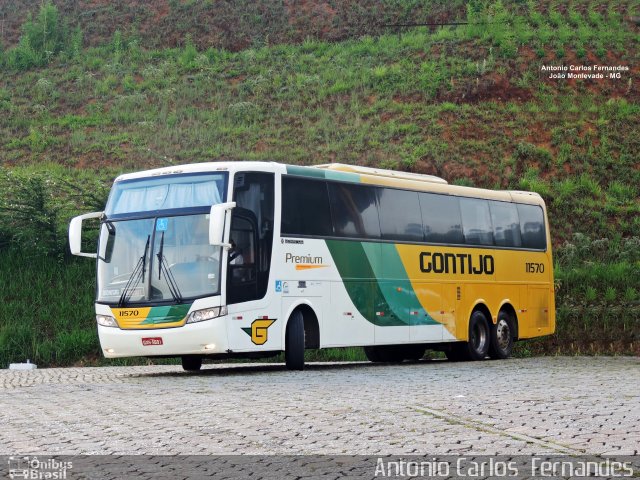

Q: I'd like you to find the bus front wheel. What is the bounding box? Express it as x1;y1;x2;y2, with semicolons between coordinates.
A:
285;310;305;371
181;355;202;371
488;311;515;359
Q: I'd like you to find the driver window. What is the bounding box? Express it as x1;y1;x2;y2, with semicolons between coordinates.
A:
229;216;255;280
227;213;258;304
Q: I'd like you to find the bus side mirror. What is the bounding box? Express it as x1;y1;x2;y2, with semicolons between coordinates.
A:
209;202;236;247
69;211;103;258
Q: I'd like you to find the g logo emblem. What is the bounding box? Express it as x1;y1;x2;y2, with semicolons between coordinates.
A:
242;319;276;345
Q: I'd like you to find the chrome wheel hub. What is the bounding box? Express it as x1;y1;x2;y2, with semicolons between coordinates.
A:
471;323;488;352
496;319;511;351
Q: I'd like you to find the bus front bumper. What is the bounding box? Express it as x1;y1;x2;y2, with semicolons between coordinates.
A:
98;318;228;358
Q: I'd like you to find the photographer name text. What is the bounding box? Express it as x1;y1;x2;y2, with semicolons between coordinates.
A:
541;64;630;79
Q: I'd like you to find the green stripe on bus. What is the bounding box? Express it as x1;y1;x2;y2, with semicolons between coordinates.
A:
286;165;327;179
326;240;436;326
140;303;192;325
367;243;438;326
286;165;361;183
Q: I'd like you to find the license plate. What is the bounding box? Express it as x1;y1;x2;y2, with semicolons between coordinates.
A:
142;337;163;346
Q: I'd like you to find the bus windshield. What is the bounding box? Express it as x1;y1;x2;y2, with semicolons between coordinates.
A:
97;214;222;305
97;172;229;305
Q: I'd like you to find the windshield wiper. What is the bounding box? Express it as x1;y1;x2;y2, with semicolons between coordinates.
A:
156;231;183;303
118;235;150;307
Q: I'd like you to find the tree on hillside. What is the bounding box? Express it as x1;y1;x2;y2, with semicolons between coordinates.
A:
6;1;77;70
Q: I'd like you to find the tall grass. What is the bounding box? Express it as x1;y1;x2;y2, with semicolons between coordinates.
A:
0;250;99;367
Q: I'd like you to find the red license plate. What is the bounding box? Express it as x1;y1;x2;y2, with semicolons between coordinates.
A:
142;337;163;346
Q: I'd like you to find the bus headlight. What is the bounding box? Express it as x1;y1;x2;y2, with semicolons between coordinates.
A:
186;306;227;324
96;315;118;327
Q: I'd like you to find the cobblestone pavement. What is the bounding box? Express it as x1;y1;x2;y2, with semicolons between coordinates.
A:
0;357;638;455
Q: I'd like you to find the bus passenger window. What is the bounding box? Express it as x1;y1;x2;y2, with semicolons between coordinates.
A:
490;201;522;247
378;188;423;242
459;198;494;246
281;177;332;236
328;183;380;239
517;204;546;250
420;193;464;244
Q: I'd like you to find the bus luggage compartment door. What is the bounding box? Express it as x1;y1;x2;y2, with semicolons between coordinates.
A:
410;282;445;342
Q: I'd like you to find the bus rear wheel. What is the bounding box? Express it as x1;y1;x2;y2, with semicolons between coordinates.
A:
489;311;515;359
181;355;202;371
285;310;305;371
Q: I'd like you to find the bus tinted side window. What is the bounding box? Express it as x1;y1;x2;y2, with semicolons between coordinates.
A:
517;204;546;250
377;188;423;242
420;193;464;244
281;177;332;236
328;182;381;239
490;201;522;247
459;198;494;246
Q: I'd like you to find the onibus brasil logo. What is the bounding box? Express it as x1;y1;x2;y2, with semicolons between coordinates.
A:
8;456;72;479
242;318;276;345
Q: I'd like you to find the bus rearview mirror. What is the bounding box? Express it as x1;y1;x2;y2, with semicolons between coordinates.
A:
209;202;236;247
68;211;103;258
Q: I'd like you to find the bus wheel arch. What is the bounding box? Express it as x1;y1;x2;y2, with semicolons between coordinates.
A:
489;304;518;360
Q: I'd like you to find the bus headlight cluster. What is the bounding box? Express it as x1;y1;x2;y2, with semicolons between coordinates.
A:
96;315;118;327
186;306;227;324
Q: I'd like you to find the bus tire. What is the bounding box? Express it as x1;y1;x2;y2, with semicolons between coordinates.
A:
181;355;202;371
364;345;405;363
364;346;384;362
466;310;491;360
285;310;305;371
445;344;468;362
404;344;426;361
489;311;515;359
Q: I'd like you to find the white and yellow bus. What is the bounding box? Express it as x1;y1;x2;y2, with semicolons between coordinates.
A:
69;162;555;370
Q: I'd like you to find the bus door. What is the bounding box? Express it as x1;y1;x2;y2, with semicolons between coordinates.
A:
226;172;280;351
226;208;259;304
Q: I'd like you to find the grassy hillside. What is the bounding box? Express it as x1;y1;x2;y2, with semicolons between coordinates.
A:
0;0;469;51
0;1;638;366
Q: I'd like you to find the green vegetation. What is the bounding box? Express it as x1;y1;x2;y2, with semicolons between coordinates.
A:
0;1;638;366
2;1;82;71
517;234;639;357
0;250;97;366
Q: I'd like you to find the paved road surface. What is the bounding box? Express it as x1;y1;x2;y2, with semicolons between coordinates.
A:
0;357;638;455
